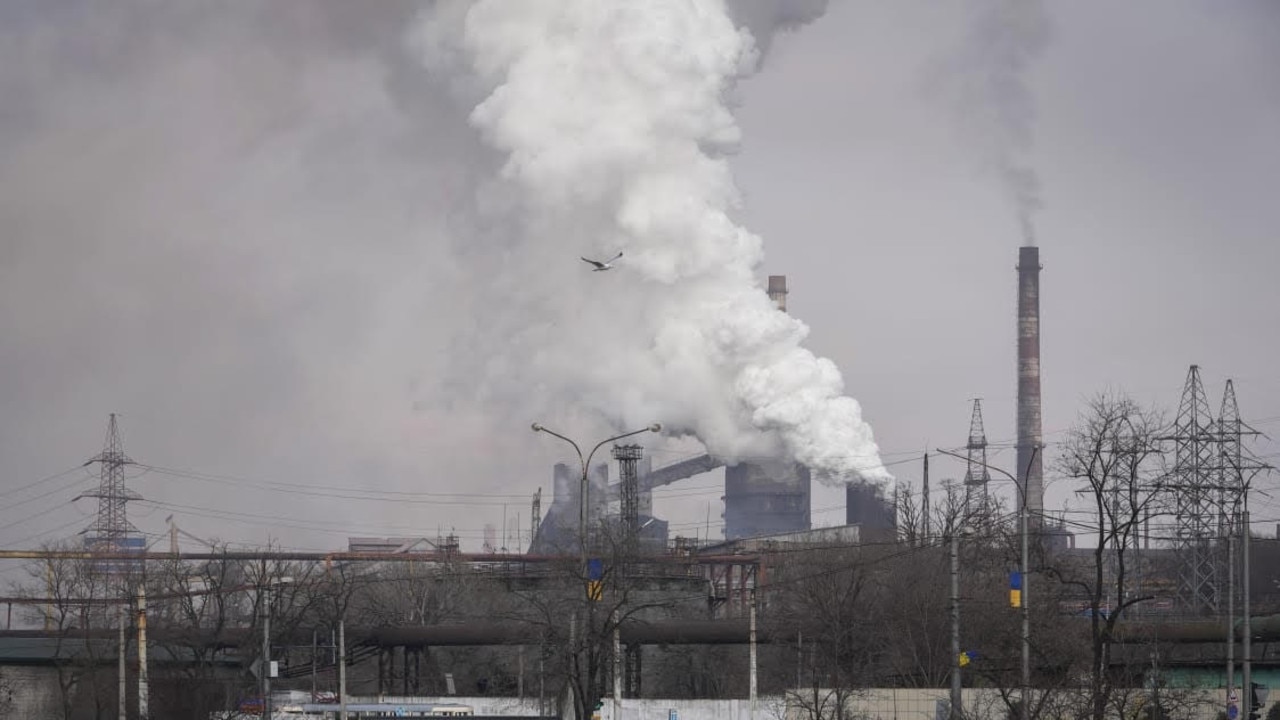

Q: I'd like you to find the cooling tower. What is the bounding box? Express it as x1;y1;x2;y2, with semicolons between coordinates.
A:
1016;246;1044;520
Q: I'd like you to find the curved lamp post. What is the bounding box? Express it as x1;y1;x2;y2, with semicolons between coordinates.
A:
936;445;1038;720
531;422;662;562
531;422;662;720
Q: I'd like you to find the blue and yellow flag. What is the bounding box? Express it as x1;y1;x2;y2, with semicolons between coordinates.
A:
586;558;605;601
959;650;979;667
1009;571;1023;608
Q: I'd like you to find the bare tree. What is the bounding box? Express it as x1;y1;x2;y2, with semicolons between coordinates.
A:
1051;394;1166;720
11;542;126;720
146;544;251;719
873;544;952;689
769;543;922;720
960;527;1089;720
897;481;927;547
501;520;691;720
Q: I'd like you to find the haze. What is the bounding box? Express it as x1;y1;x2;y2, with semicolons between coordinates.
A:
1;1;1277;563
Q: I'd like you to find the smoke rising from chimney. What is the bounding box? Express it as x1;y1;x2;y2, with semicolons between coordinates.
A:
934;0;1051;245
417;1;889;484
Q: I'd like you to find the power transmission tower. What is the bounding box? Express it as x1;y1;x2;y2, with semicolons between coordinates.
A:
1170;365;1221;615
1219;380;1242;529
80;413;142;550
1215;379;1274;717
1218;379;1239;497
963;399;991;514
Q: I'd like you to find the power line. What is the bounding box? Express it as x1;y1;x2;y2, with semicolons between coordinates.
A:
0;465;90;500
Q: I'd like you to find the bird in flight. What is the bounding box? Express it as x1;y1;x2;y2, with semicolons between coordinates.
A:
581;251;623;271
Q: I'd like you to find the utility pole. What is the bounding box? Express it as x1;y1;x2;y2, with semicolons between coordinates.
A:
137;584;149;720
923;453;931;542
749;588;758;720
1242;503;1252;720
950;529;963;720
1021;453;1032;720
261;586;271;720
118;602;127;720
936;446;1035;720
1018;486;1029;720
339;617;348;720
795;631;803;690
612;611;622;719
1221;379;1241;704
1227;525;1235;696
311;630;318;700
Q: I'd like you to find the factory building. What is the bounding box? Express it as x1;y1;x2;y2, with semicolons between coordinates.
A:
845;481;896;541
723;460;811;540
530;273;895;549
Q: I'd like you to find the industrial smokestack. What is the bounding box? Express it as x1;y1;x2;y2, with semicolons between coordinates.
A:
1016;246;1044;521
767;275;788;312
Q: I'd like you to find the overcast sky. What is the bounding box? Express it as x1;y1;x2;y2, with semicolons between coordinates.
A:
1;1;1277;564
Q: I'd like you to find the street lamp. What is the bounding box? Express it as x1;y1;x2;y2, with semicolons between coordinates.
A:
259;576;294;720
531;422;661;718
950;525;974;720
936;446;1038;720
1221;450;1260;720
530;422;662;563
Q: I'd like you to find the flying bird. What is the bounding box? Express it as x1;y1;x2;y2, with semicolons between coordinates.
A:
581;251;623;271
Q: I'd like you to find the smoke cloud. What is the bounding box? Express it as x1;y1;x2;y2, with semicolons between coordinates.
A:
0;1;517;548
933;0;1051;244
0;0;887;553
416;1;890;483
725;0;831;66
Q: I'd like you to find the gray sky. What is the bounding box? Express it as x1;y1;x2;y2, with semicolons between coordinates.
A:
1;1;1278;562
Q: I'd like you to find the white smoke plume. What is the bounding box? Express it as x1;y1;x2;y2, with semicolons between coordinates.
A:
934;0;1051;244
416;1;890;484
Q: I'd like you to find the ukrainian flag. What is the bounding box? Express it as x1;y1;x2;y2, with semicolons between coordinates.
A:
1009;571;1023;608
959;650;979;667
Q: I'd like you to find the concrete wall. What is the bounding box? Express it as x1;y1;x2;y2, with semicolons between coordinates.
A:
228;687;1254;720
366;695;547;715
602;698;759;720
596;693;952;720
597;688;1239;720
1;665;61;718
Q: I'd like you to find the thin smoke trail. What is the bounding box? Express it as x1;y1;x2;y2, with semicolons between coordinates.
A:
935;0;1051;244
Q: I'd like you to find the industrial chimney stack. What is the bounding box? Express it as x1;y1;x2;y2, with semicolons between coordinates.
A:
1016;246;1044;521
767;275;788;312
